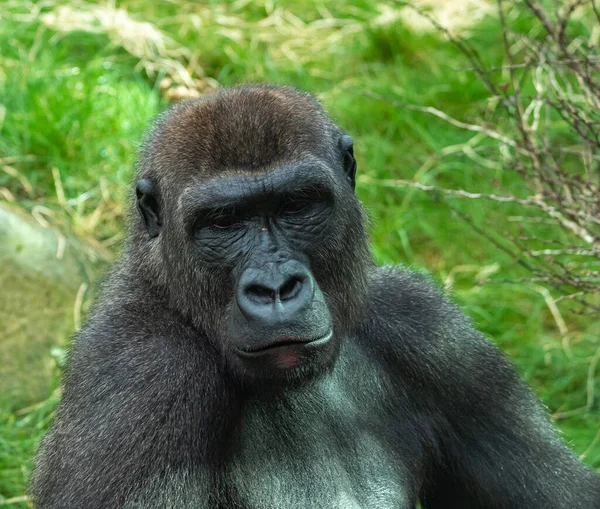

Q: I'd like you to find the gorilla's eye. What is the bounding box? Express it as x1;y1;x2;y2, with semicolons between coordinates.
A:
212;215;243;229
279;199;313;216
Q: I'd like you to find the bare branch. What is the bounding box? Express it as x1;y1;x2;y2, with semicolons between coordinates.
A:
363;92;522;150
359;175;599;246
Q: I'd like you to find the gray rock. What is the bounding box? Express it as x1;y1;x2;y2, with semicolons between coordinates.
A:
0;204;94;409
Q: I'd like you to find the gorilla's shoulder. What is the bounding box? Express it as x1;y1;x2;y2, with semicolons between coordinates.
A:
72;262;196;355
358;266;477;362
366;265;458;322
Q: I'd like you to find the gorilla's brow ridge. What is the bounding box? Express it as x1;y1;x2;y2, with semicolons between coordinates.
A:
179;163;335;220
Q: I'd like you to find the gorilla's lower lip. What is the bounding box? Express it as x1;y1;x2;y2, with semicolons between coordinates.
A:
236;329;333;357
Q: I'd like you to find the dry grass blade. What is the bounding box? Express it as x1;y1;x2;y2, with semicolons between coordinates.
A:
37;1;214;97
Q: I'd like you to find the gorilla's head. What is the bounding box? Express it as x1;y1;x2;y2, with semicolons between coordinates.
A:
131;85;371;383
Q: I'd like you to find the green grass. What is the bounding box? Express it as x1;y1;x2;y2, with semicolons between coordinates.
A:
1;0;598;504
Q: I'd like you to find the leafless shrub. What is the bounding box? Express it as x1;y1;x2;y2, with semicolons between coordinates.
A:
367;0;600;314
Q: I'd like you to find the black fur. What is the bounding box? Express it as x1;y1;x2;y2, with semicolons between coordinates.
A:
30;85;600;508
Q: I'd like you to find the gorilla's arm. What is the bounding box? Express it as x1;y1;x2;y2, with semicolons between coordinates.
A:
369;268;600;509
29;273;228;509
420;327;600;508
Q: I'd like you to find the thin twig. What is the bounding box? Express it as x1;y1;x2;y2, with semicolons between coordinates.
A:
359;175;599;246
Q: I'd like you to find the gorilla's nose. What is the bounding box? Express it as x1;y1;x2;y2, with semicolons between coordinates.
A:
236;262;314;323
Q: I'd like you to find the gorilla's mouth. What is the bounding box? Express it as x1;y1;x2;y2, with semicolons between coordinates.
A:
236;329;333;357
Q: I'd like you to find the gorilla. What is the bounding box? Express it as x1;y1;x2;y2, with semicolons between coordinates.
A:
31;85;600;508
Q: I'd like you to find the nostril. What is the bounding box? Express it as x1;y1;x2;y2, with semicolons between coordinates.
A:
245;284;275;304
279;277;302;301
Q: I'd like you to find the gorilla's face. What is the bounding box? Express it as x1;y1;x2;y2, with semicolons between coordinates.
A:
190;162;338;379
133;88;370;383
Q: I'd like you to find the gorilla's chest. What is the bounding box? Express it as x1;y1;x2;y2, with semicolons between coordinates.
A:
229;435;411;509
227;374;418;509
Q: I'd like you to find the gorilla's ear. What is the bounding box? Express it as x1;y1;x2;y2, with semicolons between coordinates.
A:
338;135;356;191
136;179;162;238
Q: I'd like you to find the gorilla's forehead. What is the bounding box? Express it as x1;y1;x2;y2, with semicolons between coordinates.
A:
141;85;339;181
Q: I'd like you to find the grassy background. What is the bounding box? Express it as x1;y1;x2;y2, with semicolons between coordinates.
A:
1;0;598;505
